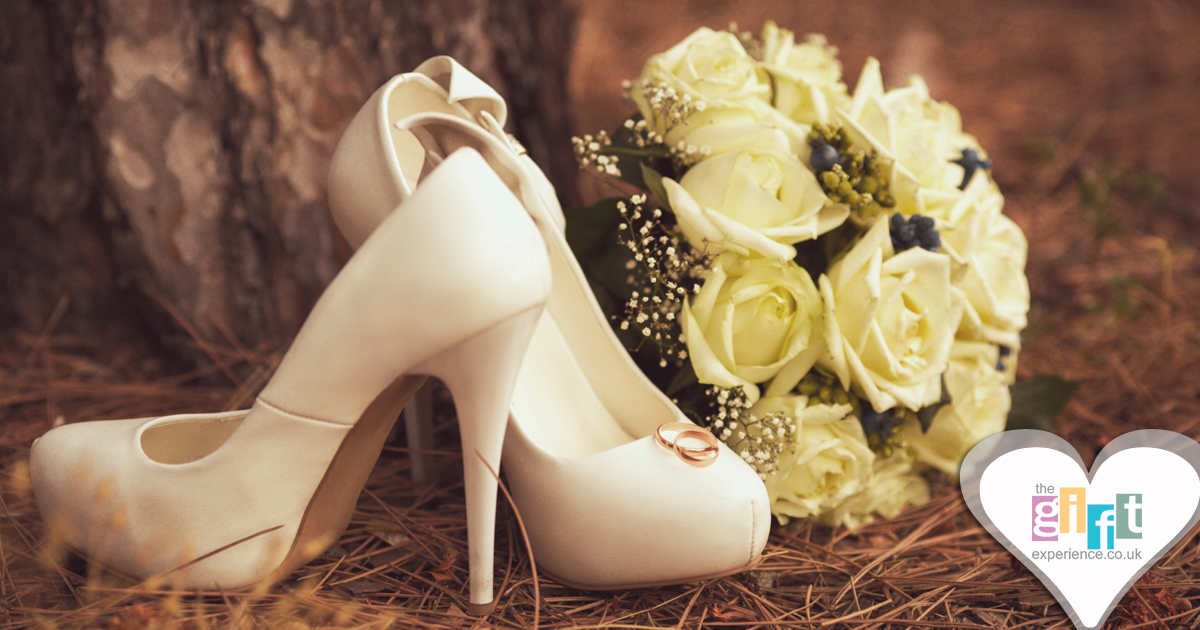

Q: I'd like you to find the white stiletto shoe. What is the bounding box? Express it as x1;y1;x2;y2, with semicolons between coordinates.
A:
328;57;770;590
30;149;549;614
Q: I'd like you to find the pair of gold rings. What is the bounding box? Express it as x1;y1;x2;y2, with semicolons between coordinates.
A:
655;422;719;468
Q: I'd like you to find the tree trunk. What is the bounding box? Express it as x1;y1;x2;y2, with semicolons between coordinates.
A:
0;0;578;368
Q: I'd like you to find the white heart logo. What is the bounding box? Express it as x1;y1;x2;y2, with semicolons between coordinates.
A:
961;430;1200;629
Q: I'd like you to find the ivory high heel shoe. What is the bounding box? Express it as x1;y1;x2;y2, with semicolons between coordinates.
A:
328;57;770;590
30;149;549;614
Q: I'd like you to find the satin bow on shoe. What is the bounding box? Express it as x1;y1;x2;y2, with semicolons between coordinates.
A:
329;56;565;252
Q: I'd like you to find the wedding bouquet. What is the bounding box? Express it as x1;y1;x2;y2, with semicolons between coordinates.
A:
568;22;1030;528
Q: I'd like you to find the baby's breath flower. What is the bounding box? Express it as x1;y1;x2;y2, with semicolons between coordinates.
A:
571;131;620;177
640;81;709;134
728;21;764;60
688;385;796;480
614;194;711;368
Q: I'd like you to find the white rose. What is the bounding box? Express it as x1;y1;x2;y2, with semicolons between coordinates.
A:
923;175;1004;274
759;21;850;125
838;61;1028;350
839;57;995;218
956;213;1030;349
902;340;1010;477
683;255;825;403
840;60;1027;350
760;396;874;523
815;451;930;529
630;27;771;139
663;124;848;261
819;217;965;412
837;57;1028;338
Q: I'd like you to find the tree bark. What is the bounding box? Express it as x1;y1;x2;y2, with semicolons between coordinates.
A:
0;0;577;368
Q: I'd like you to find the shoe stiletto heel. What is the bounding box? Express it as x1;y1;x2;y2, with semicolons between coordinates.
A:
402;385;435;482
30;149;550;603
412;308;542;615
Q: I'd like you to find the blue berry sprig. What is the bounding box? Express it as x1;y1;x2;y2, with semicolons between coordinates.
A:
889;213;941;253
951;148;992;190
996;344;1013;372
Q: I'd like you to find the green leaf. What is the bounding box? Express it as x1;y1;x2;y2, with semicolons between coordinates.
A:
564;197;623;261
587;239;636;315
640;162;672;213
613;154;648;189
665;360;698;395
1006;375;1080;432
563;197;633;328
916;375;951;433
585;275;618;324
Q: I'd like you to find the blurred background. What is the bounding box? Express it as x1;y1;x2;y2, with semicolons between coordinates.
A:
2;0;1198;454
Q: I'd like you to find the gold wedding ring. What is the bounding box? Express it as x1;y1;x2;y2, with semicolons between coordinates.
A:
655;422;719;468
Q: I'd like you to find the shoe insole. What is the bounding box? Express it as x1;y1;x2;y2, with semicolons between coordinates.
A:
509;225;680;458
511;313;633;458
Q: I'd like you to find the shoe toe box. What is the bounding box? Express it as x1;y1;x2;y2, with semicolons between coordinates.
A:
31;419;144;561
509;435;770;589
30;409;345;589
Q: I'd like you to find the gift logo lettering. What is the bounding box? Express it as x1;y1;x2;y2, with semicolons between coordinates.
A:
1030;484;1144;560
